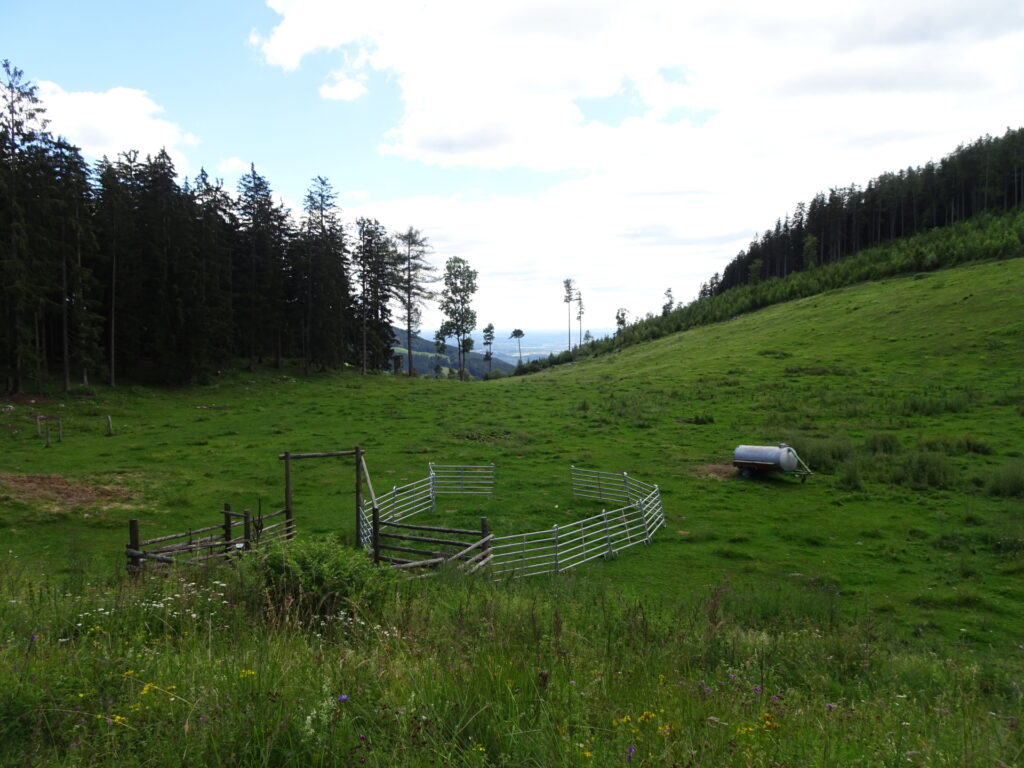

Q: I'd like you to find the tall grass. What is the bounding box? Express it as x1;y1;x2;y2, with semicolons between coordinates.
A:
2;551;1021;767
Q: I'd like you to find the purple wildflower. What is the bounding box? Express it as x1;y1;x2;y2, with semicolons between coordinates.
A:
337;694;350;703
826;703;836;712
627;743;636;763
753;684;762;695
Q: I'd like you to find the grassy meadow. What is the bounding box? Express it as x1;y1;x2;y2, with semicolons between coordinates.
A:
2;257;1023;765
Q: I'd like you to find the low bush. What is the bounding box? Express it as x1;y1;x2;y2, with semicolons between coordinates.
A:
243;536;396;615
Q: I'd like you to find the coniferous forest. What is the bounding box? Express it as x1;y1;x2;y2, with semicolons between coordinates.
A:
1;61;411;394
4;54;1024;393
705;129;1024;297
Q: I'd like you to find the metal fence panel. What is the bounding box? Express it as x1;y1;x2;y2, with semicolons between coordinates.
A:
430;464;496;495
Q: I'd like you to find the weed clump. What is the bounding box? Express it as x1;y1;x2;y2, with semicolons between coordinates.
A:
988;460;1024;498
889;450;956;490
865;432;901;454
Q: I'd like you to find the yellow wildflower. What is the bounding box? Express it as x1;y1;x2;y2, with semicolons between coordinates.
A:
239;669;256;678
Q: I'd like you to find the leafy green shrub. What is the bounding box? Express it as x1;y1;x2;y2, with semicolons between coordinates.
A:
989;460;1024;498
246;536;395;613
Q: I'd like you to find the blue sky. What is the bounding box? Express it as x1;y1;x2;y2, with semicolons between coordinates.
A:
5;0;1024;335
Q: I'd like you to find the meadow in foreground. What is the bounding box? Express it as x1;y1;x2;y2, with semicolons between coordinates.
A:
1;541;1021;767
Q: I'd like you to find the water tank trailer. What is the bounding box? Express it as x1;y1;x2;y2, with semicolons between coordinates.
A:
733;443;813;482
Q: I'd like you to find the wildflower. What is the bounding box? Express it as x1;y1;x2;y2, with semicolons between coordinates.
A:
239;669;256;678
826;703;837;712
140;683;157;695
638;710;656;723
627;743;636;762
337;694;350;702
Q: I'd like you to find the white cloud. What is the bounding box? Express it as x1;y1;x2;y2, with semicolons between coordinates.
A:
319;72;367;101
218;156;250;175
249;0;1024;329
38;82;198;173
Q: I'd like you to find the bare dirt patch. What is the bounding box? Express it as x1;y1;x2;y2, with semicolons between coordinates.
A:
0;473;134;511
692;463;736;481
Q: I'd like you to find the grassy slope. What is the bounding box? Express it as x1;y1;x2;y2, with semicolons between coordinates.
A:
1;259;1022;653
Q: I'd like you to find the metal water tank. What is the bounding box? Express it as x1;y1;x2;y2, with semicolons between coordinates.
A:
733;444;799;473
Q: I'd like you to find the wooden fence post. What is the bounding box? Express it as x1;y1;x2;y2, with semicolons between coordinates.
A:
57;416;63;443
106;415;113;436
283;450;292;530
127;519;141;575
243;510;252;551
44;423;51;448
35;415;42;437
284;505;295;541
223;503;233;555
354;446;363;547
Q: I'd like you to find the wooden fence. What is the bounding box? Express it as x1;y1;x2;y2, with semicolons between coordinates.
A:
125;503;294;573
371;510;492;575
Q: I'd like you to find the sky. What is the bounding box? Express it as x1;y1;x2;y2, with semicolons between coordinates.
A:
4;0;1024;336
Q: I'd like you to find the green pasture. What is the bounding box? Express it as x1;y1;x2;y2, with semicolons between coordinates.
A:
1;257;1023;655
2;258;1023;766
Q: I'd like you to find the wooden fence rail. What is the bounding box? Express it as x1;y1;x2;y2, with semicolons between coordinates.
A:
370;506;491;574
126;503;295;574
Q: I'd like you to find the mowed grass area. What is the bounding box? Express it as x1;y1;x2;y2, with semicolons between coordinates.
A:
2;259;1023;650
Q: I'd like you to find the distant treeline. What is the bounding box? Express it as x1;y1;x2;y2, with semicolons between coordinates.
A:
522;207;1024;374
1;62;415;394
707;128;1024;297
515;128;1024;375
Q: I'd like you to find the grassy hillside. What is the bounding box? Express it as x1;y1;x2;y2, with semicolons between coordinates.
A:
1;258;1022;766
2;258;1022;646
